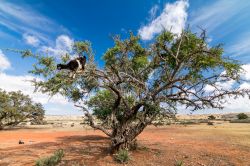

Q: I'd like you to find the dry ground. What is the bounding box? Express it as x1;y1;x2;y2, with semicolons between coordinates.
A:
0;122;250;166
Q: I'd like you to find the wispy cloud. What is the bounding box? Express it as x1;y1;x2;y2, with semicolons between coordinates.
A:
138;0;189;40
0;1;69;45
190;0;250;34
0;49;11;71
148;4;159;21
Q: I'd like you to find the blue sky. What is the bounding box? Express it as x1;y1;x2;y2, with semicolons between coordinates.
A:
1;0;250;115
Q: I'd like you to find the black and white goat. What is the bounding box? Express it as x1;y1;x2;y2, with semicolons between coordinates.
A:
57;56;86;78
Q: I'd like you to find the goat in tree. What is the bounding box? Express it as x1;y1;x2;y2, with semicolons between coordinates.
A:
57;56;86;78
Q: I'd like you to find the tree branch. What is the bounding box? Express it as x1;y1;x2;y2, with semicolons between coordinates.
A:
75;104;112;137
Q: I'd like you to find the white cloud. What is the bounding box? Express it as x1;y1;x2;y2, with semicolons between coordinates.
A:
40;35;74;58
138;0;189;40
0;73;69;105
204;84;215;92
241;64;250;80
204;79;235;93
0;50;11;71
239;82;250;89
200;63;250;114
222;95;250;113
23;34;40;47
0;72;81;115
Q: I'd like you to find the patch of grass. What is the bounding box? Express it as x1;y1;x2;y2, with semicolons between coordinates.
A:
175;160;184;166
115;149;130;163
35;149;64;166
138;145;150;151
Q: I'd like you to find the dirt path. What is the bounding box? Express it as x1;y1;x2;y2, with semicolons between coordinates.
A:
0;123;250;166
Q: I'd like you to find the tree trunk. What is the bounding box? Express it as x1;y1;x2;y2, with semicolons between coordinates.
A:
110;135;137;153
110;121;147;153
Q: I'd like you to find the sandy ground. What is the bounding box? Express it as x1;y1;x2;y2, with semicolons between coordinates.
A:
0;122;250;166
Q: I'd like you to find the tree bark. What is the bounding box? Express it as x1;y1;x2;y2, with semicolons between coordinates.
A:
110;121;147;153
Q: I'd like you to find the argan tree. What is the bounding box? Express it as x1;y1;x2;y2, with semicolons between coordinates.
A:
20;30;250;152
0;89;45;129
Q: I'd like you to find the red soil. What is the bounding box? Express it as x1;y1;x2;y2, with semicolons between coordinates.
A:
0;125;249;166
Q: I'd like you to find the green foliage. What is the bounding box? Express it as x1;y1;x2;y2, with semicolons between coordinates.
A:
237;113;248;120
35;149;64;166
115;149;130;163
0;89;45;129
88;90;135;121
208;115;216;120
88;90;114;120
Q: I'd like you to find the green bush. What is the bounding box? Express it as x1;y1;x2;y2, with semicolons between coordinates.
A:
35;149;64;166
237;113;248;120
208;115;216;120
115;149;130;163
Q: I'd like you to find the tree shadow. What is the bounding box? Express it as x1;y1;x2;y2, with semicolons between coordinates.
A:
0;135;112;165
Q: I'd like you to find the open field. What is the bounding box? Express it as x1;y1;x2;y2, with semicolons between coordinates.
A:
0;121;250;166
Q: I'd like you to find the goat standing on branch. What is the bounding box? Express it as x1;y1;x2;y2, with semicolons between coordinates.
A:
57;56;87;78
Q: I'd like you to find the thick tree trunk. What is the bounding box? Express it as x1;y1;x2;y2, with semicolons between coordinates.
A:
110;121;147;153
111;140;137;153
110;134;137;153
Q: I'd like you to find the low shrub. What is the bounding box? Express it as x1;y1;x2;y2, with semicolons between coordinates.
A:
35;149;64;166
208;115;216;120
237;113;248;120
115;149;130;163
